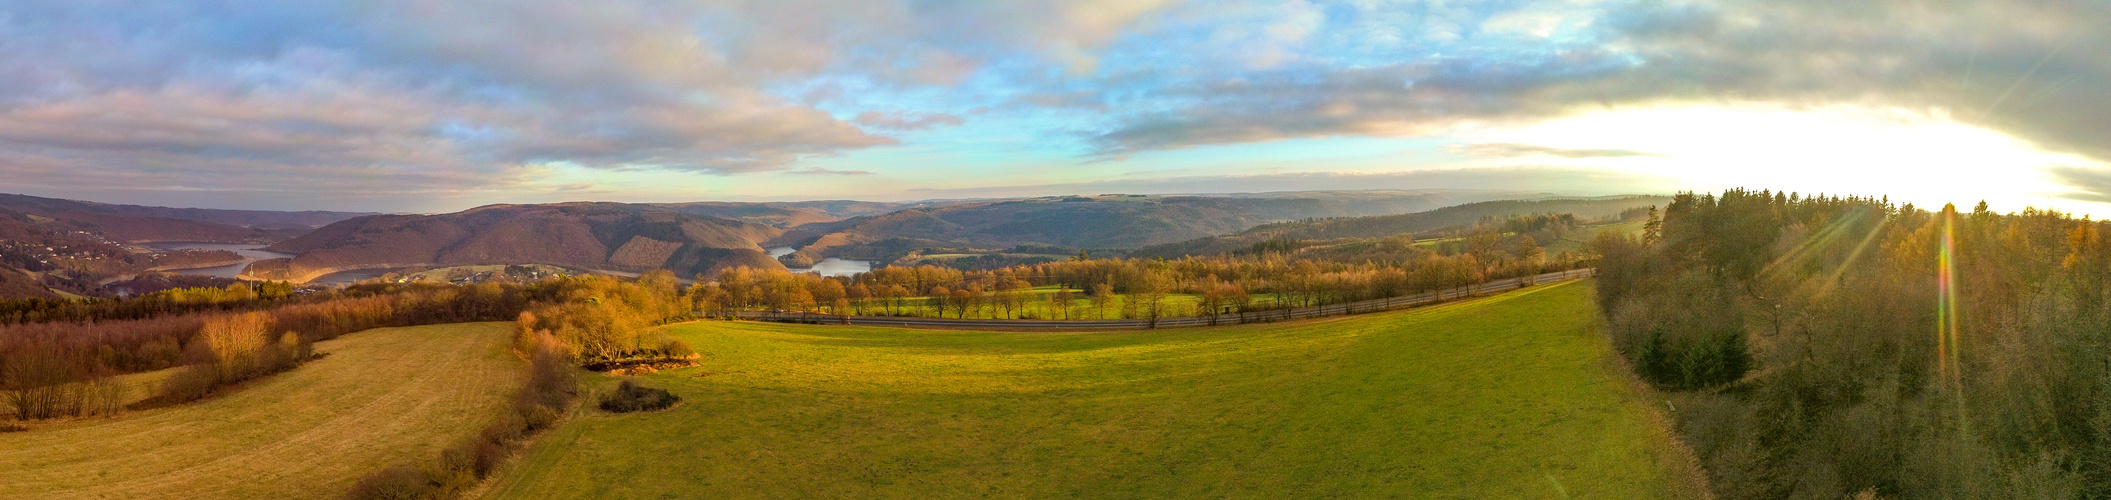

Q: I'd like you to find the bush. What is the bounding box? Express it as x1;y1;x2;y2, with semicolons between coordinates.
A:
658;339;696;359
344;465;429;500
471;439;508;478
153;364;219;405
599;380;679;413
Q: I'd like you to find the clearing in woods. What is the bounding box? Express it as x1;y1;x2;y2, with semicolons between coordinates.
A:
0;322;521;499
483;280;1703;499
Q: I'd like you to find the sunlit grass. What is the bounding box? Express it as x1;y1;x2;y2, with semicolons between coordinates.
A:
485;281;1700;499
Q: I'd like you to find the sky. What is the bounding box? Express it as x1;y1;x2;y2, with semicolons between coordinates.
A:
0;0;2106;214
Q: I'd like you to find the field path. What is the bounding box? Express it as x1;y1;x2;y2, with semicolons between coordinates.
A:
0;322;520;500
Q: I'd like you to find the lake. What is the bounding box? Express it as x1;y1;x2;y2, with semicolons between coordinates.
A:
765;246;871;277
307;268;401;287
141;242;296;279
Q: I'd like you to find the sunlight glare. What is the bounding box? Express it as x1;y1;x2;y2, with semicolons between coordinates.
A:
1480;103;2107;213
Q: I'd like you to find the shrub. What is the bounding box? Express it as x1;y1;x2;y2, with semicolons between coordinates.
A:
658;339;696;359
153;364;220;405
2;343;82;420
471;439;508;478
344;465;429;500
200;312;271;381
599;380;679;413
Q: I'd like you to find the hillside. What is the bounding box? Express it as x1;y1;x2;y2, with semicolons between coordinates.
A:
0;207;254;298
771;190;1538;263
0;193;374;242
484;282;1703;498
1131;196;1669;258
247;203;785;282
653;200;911;228
0;322;520;499
0;265;56;299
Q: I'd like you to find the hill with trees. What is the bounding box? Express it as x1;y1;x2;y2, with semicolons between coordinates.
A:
651;200;913;229
0;207;253;298
0;193;373;242
1130;196;1668;258
768;190;1540;264
246;203;786;282
1595;189;2111;497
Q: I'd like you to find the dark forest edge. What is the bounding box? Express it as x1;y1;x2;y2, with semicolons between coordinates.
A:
1595;188;2111;498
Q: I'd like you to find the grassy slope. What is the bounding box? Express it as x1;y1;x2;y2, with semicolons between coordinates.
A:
487;281;1700;499
0;322;521;499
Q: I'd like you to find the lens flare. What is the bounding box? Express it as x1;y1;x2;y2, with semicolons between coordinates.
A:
1937;210;1961;390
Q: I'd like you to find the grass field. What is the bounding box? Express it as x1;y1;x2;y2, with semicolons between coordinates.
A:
0;322;521;499
484;280;1701;499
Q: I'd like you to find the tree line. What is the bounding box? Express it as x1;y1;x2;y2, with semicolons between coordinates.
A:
693;219;1573;321
3;268;711;422
1596;189;2111;497
2;282;530;420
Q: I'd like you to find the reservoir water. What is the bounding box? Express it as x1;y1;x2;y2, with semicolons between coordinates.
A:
141;242;295;279
142;243;399;286
764;246;872;277
307;268;401;287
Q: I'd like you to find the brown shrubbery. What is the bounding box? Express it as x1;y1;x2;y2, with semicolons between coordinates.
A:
598;380;678;413
513;271;695;363
2;283;529;420
145;312;314;406
0;343;128;420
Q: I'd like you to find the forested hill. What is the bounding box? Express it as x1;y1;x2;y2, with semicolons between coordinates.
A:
246;203;785;282
1595;189;2111;496
0;193;374;238
766;190;1537;263
650;200;910;229
1130;196;1669;258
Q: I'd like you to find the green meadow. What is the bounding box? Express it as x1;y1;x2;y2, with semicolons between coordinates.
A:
484;280;1702;499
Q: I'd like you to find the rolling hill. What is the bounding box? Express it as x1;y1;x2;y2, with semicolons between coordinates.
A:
483;281;1704;498
768;190;1541;263
244;203;786;282
652;200;911;229
1130;196;1670;258
0;193;374;242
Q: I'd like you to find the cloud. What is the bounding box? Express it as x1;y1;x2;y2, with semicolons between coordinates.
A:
903;166;1674;200
785;167;876;176
854;111;966;131
2047;166;2111;204
1082;0;2111;165
1449;142;1657;158
5;0;2106;210
0;0;1190;208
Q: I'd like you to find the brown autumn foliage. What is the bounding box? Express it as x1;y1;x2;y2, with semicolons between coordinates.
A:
2;282;531;419
255;203;784;282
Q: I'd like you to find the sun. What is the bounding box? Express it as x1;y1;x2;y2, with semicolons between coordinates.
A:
1477;102;2108;214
